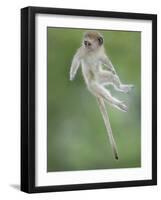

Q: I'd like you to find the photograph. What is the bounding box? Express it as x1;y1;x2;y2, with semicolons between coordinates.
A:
47;28;141;172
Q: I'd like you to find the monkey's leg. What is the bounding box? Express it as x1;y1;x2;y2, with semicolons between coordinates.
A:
96;96;119;160
88;82;128;112
98;71;134;93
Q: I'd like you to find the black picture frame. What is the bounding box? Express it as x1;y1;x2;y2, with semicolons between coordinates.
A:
21;6;157;193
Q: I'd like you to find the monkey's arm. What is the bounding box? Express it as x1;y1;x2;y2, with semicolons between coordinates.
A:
99;54;117;75
70;49;81;81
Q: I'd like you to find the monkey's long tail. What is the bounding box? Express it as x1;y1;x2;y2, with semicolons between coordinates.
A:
96;96;119;160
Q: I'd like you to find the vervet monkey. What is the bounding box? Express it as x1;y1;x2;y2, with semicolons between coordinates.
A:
69;31;134;159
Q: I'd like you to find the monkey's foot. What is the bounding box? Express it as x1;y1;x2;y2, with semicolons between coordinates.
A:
120;84;134;93
115;101;128;112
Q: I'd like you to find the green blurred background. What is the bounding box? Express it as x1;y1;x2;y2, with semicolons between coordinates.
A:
47;28;141;172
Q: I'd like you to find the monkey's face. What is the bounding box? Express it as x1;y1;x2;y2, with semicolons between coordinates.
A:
83;31;104;52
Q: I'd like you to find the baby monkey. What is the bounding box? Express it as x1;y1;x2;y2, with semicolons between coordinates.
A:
70;31;133;159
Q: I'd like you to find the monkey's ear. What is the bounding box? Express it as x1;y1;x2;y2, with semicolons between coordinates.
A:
98;36;103;45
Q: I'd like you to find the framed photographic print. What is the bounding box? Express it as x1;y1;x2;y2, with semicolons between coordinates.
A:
21;6;157;193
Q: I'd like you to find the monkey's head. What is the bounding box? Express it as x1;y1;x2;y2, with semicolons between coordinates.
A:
83;31;104;52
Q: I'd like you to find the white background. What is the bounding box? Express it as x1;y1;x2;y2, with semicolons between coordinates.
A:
0;0;159;199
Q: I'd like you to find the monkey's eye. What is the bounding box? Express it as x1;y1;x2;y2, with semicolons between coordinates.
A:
98;37;103;45
84;41;91;46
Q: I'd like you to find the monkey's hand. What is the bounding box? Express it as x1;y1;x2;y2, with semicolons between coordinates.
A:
70;62;79;81
69;72;75;81
104;65;116;75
